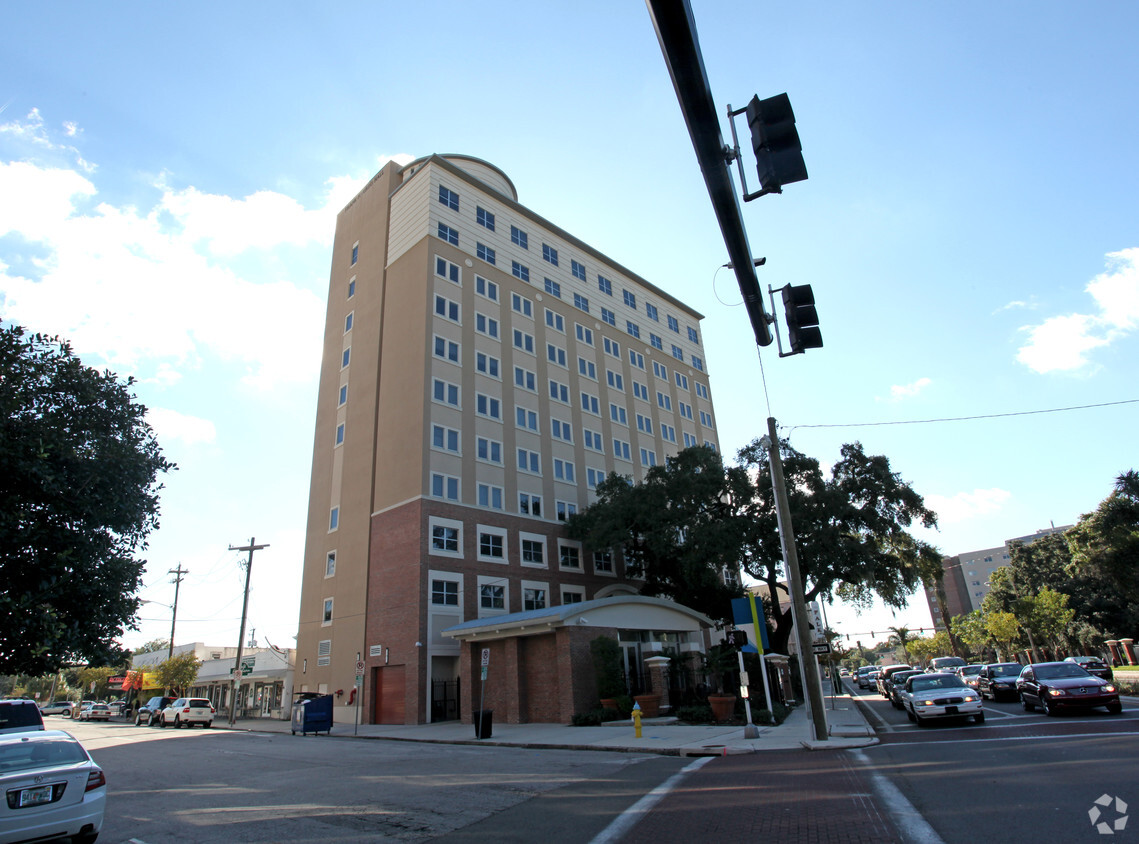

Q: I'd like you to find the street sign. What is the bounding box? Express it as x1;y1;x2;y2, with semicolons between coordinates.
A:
480;648;490;667
355;675;363;686
812;643;831;655
355;660;365;674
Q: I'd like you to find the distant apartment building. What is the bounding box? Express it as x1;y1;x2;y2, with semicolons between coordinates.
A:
294;155;720;724
926;526;1073;628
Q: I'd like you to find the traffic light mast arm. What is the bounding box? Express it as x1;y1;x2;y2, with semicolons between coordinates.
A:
645;0;773;347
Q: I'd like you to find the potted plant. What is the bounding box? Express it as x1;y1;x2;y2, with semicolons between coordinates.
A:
702;644;738;722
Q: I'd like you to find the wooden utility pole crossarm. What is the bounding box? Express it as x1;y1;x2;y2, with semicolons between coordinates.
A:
227;537;269;725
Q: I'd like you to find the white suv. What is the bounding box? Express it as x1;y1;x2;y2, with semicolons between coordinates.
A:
159;698;215;729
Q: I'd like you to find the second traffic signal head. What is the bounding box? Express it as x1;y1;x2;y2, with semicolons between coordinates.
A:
746;93;808;194
781;284;823;354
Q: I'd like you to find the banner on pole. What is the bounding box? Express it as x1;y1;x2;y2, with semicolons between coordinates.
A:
731;595;770;654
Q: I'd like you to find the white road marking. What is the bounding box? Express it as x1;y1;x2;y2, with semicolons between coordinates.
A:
588;756;714;844
850;749;945;844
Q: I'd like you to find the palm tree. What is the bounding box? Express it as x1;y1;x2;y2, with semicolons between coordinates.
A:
888;626;913;664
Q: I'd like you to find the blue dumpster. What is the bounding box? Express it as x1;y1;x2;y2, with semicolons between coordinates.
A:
291;693;333;735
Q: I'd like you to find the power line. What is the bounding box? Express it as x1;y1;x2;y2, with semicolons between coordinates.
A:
789;398;1138;432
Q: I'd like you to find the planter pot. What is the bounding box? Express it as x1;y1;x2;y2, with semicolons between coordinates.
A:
634;694;661;718
708;694;736;722
599;698;619;712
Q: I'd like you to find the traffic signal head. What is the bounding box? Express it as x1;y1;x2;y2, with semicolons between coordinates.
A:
727;630;748;648
746;93;808;194
781;284;823;354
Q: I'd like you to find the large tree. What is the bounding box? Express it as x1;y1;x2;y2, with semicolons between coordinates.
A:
565;445;749;621
737;439;942;654
0;324;175;675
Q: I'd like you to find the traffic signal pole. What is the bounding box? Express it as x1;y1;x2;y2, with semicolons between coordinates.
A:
227;537;269;725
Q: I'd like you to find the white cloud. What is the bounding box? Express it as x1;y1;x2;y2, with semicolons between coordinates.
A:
886;377;932;401
146;407;217;446
925;488;1012;525
0;140;395;390
1017;248;1139;373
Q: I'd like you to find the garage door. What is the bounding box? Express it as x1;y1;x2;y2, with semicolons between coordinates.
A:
373;665;406;724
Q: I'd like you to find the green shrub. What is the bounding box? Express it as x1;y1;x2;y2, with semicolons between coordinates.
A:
614;695;633;716
572;710;603;726
675;705;714;723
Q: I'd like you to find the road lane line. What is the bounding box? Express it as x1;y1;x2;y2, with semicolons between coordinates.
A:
850;749;945;844
587;756;714;844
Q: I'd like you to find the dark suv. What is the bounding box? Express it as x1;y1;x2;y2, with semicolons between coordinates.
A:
136;695;178;727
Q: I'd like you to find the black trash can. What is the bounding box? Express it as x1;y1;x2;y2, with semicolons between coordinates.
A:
474;709;493;739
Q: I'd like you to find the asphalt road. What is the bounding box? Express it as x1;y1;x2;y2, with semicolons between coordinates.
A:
53;717;687;843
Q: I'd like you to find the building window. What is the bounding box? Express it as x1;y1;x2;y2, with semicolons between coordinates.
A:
437;222;459;246
547;344;567;368
695;382;709;399
431;522;460;552
479;531;505;560
518;448;541;474
519;492;542;517
551;418;574;443
667;315;679;333
512;292;533;318
431;474;460;501
613;439;631;461
436;256;460;283
623;290;636;309
640;448;657;467
476;206;495;231
549;380;570;404
475;276;498;301
580;392;600;415
475;393;501;420
329;507;339;531
513;329;535;355
348;279;356;298
645;303;658;321
594;550;614;573
629;350;645;370
435;294;460;323
432;580;459;606
512;261;530;282
335;423;345;446
573;293;590;313
610;403;628;425
575;323;594;346
661;424;676;443
511;225;528;249
598;275;613;296
432;424;460;454
438;185;459;211
524;588;546;611
653;361;668;379
481;583;505;611
545;310;565;332
475;350;500;378
342;348;351;369
476;243;496;265
544;278;561;298
514;366;537;392
553;459;575;483
578;357;597;379
563;590;584;605
325;551;336;577
649;333;662;350
542;244;558;266
516;406;539;431
675;372;689;390
586;466;605;489
636;413;653;434
571;259;586;281
323;598;333;625
478;483;504;510
672;344;685;361
432;378;460;407
688;326;699;344
555;500;577;521
657;392;672;411
679;401;693;420
583;429;604;452
626;321;640;339
699;410;713;426
433;336;459;363
351;243;358;265
692;355;705;372
338;384;348;407
476;436;502;464
521;537;545;566
344;312;354;333
633;381;649;401
475;313;500;340
559;544;581;569
601;307;616;326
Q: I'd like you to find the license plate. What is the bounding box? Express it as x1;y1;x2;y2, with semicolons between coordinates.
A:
945;705;958;714
19;785;53;807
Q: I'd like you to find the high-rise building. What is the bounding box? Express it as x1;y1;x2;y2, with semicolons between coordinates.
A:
294;154;720;724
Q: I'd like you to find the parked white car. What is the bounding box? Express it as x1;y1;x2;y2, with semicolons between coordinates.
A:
0;729;105;844
159;697;216;728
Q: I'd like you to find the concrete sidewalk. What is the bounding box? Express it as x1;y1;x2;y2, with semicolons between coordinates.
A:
219;682;876;757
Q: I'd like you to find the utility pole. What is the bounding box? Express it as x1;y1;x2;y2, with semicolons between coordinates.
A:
227;537;269;725
167;564;188;662
763;417;829;742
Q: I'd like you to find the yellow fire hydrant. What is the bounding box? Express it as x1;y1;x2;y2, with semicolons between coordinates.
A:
632;702;642;738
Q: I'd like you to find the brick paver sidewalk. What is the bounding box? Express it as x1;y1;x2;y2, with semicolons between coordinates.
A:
619;748;902;844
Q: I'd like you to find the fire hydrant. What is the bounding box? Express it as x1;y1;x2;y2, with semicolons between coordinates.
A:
632;701;642;738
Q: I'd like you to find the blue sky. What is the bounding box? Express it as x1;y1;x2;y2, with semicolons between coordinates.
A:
2;2;1136;653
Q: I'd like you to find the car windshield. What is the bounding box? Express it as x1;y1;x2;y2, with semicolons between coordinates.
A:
991;664;1022;677
910;675;967;692
960;666;982;676
931;657;966;669
0;739;87;772
1036;664;1091;680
